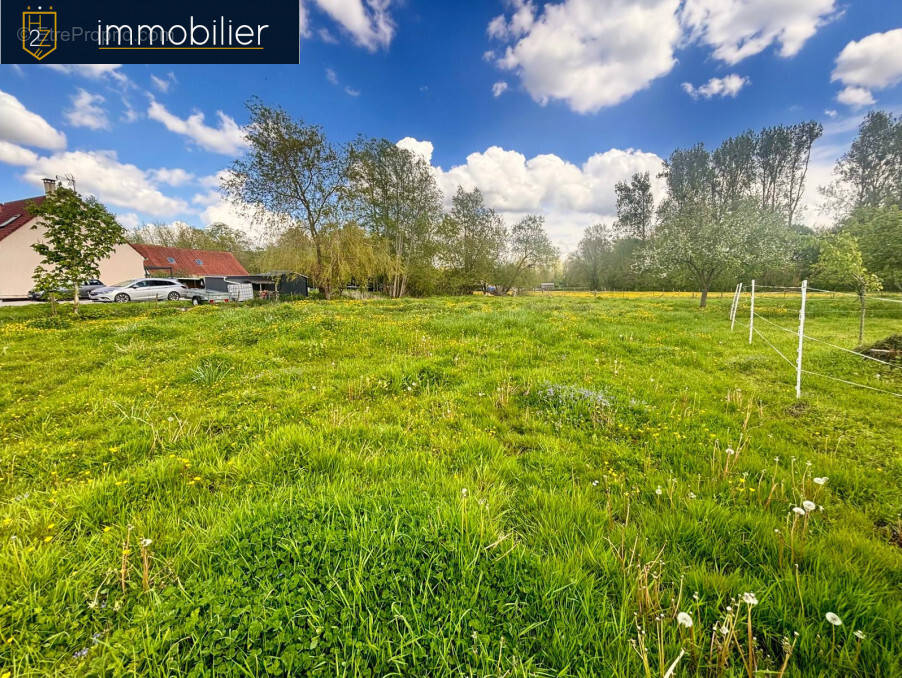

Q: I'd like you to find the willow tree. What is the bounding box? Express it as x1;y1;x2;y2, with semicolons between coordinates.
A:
224;99;350;299
348;138;443;297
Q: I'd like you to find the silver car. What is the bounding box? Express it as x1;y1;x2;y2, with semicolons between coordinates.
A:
90;278;188;303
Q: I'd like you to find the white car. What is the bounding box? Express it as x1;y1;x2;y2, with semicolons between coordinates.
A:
90;278;188;303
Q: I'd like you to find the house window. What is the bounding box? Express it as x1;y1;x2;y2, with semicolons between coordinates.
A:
194;258;204;265
0;214;21;228
166;257;176;264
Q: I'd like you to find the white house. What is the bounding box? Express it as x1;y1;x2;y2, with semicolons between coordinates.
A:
0;180;145;299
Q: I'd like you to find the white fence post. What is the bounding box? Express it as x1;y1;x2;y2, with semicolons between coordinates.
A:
730;282;743;330
748;280;755;344
796;279;808;399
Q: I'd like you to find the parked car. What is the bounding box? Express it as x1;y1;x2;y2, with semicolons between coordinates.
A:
90;278;188;303
28;280;105;300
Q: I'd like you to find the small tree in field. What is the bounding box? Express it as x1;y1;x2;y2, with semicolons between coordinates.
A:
497;215;558;294
29;186;124;316
813;232;883;344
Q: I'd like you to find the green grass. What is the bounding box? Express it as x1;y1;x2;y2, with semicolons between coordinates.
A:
0;293;900;677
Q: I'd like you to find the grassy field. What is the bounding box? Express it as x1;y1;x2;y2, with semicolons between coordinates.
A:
0;293;900;677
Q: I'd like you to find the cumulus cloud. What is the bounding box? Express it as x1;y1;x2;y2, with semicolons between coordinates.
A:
682;74;749;100
0;140;39;166
146;100;248;155
398;137;664;251
0;89;66;150
680;0;839;64
492;81;509;97
396;137;434;165
302;0;395;51
149;167;195;186
836;86;875;109
64;89;110;130
831;29;902;107
488;0;681;114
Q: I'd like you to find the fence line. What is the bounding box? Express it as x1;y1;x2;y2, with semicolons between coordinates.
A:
804;287;902;304
732;279;901;399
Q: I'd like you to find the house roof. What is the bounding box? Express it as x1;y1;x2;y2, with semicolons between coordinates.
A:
0;196;45;245
129;243;249;276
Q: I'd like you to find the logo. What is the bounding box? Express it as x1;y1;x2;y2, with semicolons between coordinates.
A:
22;6;57;60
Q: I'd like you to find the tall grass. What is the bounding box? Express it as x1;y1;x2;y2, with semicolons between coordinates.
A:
0;295;899;676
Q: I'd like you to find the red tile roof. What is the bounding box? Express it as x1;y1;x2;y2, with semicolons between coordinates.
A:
129;243;249;276
0;196;45;244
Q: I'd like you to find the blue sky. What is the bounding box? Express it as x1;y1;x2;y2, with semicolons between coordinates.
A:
1;0;901;250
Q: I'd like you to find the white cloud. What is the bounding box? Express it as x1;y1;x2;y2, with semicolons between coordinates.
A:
824;109;838;118
0;140;39;166
64;89;110;130
831;29;902;107
325;68;339;85
318;28;339;44
345;87;361;97
0;148;187;216
150;72;177;93
149;167;195;186
399;137;664;251
117;212;141;229
396;137;434;165
489;0;681;114
146;100;248;155
43;64;130;86
0;90;66;150
492;82;509;97
836;85;875;109
680;0;838;64
304;0;395;51
682;74;749;100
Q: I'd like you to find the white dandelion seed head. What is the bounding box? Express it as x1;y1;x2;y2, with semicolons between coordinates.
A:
592;480;599;486
688;491;696;499
793;506;807;516
677;612;693;628
461;488;468;497
726;448;735;455
742;592;758;606
140;538;152;547
802;500;816;512
655;486;663;495
854;629;865;640
826;612;842;626
813;477;828;485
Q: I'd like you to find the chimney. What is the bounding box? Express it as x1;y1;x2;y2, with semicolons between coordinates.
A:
42;178;56;195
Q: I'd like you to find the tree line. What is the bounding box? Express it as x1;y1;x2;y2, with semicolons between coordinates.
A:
132;102;901;305
564;111;902;306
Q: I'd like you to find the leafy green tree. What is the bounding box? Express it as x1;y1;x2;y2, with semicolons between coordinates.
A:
225;99;351;299
615;172;654;240
497;215;558;294
649;198;788;307
348;138;443;297
813;232;883;344
567;223;614;290
438;188;507;293
840;205;902;291
28;186;124;315
824;111;902;215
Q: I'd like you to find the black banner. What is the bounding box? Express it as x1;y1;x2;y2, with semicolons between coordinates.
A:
1;0;299;64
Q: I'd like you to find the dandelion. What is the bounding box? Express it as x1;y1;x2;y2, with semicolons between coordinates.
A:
677;612;693;628
802;500;816;512
461;488;468;497
813;477;828;485
140;538;152;547
592;480;599;487
726;448;735;456
688;491;696;499
655;486;663;496
853;629;864;640
826;612;842;657
741;592;758;606
792;506;806;516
